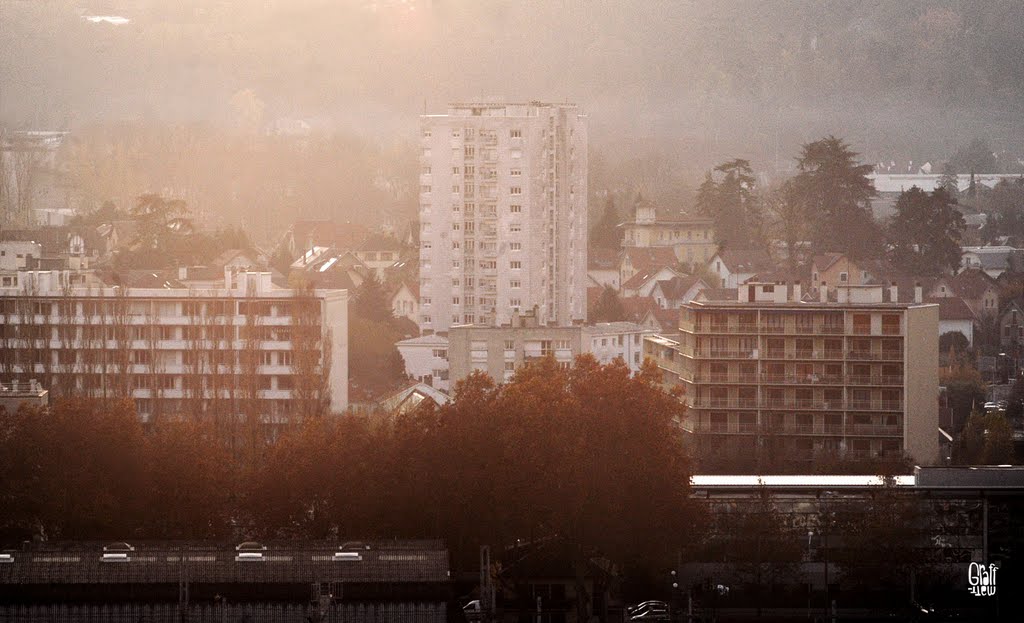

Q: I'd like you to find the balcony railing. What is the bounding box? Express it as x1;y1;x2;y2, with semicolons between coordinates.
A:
693;421;758;434
700;323;758;334
693;349;758;359
848;351;903;361
847;375;904;385
761;350;845;360
761;374;844;385
847;400;903;411
846;424;902;436
691;398;759;409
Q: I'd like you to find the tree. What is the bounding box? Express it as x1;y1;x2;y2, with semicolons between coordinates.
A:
953;410;1015;464
949;138;998;175
941;364;986;433
696;159;763;249
589;286;626;322
887;186;965;276
764;180;809;269
591;195;622;250
789;136;882;259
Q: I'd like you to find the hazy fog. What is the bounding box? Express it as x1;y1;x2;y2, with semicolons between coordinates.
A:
2;0;1024;223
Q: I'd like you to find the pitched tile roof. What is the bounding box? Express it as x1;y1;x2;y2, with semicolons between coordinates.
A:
713;248;775;274
924;296;978;322
654;275;704;300
948;268;998;299
587;247;619;270
622;246;678;271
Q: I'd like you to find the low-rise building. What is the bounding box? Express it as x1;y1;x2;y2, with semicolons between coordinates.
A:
706;248;775;289
0;378;48;412
395;333;450;392
620;197;716;264
448;310;655;384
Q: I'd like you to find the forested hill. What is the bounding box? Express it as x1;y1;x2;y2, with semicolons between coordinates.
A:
2;0;1023;170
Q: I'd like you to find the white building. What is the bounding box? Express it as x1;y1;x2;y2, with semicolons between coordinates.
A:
395;333;450;392
0;268;348;423
446;310;655;385
418;102;588;334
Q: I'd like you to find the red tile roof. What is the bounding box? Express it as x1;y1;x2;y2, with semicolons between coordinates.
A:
924;296;978;322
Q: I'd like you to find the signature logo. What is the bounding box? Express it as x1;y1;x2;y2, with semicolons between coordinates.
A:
968;562;998;597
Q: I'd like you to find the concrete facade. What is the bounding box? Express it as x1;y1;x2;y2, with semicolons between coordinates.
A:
0;268;348;421
417;102;587;333
659;282;939;469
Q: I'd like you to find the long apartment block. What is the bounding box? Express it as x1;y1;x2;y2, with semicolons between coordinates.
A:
663;281;938;469
0;269;348;421
418;102;587;333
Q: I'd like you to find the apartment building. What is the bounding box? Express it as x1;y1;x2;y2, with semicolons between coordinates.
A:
418;102;587;333
0;268;348;422
447;310;653;385
660;281;938;471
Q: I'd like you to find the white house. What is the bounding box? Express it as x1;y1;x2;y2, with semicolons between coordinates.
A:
396;333;450;392
391;281;419;324
706;248;775;289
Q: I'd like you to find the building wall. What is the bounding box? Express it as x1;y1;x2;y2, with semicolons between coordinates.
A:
448;324;580;384
418;102;587;334
622;222;716;264
0;269;348;420
906;304;940;465
583;323;655;373
675;298;939;470
396;336;450;392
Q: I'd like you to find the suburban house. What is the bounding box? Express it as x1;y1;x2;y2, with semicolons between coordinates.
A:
928;269;1000;318
390;280;419;324
587;248;620;290
925;296;978;346
651;275;708;309
619;247;678;289
706;248;775;289
619;196;717;264
961;246;1024;279
620;266;682;298
353;234;403;280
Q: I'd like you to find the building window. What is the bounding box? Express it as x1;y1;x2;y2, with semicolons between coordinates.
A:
510;168;521;177
510;129;522;138
504;361;515;372
510;261;522;269
452;185;460;193
840;272;849;282
452;297;460;305
510;279;521;288
452;166;460;174
423;130;431;138
433;348;448;358
510;204;522;213
510;298;521;307
504;339;515;350
510;186;522;195
510;224;522;233
510;242;522;251
453;222;460;231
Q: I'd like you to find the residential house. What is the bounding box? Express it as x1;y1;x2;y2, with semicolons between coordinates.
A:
925;296;978;346
998;300;1024;354
284;219;370;259
651;275;709;309
706;248;775;289
354;234;403;280
619;247;677;289
620;266;682;298
928;269;999;318
391;280;419;324
961;246;1024;279
619;196;717;264
587;248;620;290
395;334;451;391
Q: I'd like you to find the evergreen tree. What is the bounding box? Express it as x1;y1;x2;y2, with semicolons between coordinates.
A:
589;286;626;323
696;159;763;249
789;136;881;259
887;186;965;276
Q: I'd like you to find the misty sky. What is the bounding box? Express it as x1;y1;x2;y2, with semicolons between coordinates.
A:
2;0;1024;173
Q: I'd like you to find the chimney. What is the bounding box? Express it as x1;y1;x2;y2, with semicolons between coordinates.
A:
890;281;898;303
793;280;802;302
738;286;746;302
179;266;188;281
838;286;848;304
914;282;923;304
819;282;828;303
224;266;233;290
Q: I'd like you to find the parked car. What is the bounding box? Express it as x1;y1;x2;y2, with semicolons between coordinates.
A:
463;599;482;622
340;541;371;551
101;542;134;562
235;541;266;561
627;600;670;621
